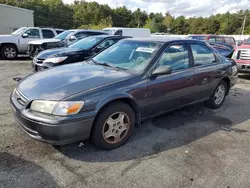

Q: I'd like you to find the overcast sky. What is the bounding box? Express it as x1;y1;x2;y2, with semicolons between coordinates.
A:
62;0;250;17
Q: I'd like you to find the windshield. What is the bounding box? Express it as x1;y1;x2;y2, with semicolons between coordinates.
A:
244;38;250;44
93;40;162;72
11;27;27;35
188;36;206;40
54;30;74;40
103;29;114;35
69;36;105;50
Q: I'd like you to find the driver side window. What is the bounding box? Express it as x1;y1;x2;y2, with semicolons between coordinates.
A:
98;39;116;49
158;44;190;71
23;29;40;38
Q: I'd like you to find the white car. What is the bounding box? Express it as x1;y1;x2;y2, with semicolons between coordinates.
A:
0;27;63;59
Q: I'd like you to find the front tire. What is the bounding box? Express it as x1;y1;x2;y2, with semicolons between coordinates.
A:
91;102;135;150
205;80;227;109
1;45;18;60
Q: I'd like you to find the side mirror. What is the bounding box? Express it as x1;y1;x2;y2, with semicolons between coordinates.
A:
151;65;172;76
22;33;28;38
69;35;77;41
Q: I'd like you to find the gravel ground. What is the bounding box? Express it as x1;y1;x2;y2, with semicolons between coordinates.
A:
1;59;250;188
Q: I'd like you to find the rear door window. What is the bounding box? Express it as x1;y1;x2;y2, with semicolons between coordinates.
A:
216;37;223;43
158;44;190;71
98;39;117;49
42;29;55;38
190;44;216;66
56;30;64;34
208;36;216;42
74;32;88;40
114;30;123;36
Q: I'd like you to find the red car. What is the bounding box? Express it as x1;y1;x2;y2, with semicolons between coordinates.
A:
187;35;236;48
232;38;250;73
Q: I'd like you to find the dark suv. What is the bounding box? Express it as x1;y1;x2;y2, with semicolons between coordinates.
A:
11;38;238;150
27;30;107;57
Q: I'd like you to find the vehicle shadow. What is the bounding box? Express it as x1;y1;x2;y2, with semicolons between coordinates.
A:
55;87;250;163
238;73;250;81
0;152;58;188
0;56;31;61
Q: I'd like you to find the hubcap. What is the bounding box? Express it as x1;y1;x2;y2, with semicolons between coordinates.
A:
214;85;225;105
102;112;130;144
4;47;16;58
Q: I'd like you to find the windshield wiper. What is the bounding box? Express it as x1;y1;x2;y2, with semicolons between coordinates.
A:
90;59;120;71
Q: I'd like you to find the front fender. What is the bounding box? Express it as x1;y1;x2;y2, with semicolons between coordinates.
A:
0;36;18;45
96;92;139;113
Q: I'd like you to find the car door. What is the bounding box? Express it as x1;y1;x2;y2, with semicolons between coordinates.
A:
147;43;195;116
19;28;41;53
189;43;226;101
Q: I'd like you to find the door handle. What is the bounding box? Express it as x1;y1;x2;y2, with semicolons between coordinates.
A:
202;78;209;84
187;77;194;82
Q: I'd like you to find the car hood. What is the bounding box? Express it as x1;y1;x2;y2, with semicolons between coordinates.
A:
17;62;134;101
37;47;82;59
0;35;17;41
29;38;61;45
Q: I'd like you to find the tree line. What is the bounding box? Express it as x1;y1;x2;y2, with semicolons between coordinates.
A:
1;0;250;34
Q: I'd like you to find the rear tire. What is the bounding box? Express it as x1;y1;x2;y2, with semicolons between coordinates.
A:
205;80;227;109
1;44;18;60
91;102;135;150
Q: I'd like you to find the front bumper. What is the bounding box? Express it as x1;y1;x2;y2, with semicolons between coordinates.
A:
235;60;250;73
237;63;250;73
10;94;95;145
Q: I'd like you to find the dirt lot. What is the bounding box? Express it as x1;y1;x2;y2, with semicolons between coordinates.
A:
1;59;250;188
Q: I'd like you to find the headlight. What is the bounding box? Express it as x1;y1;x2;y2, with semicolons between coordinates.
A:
43;56;67;64
30;100;84;116
231;50;237;60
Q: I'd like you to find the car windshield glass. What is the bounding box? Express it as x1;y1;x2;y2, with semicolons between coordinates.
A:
244;38;250;44
188;36;206;40
54;30;74;40
69;36;105;50
11;27;26;35
93;40;162;72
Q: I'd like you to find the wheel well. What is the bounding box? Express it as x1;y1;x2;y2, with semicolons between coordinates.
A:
94;98;141;126
0;43;18;52
222;77;230;95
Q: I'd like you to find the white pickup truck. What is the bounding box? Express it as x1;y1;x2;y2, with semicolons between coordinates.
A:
0;27;63;59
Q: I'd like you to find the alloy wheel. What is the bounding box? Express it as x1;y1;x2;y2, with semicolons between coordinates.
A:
102;112;130;144
214;85;225;105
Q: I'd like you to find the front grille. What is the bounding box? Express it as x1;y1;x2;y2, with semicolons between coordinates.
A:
27;44;44;57
237;49;250;60
33;57;44;64
14;89;29;107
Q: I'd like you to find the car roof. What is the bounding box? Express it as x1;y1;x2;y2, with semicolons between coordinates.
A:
91;35;128;38
125;37;185;42
188;34;217;36
124;37;209;44
71;29;106;33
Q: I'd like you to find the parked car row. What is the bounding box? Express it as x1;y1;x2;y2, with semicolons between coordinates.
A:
10;37;238;149
0;27;64;59
0;27;151;59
